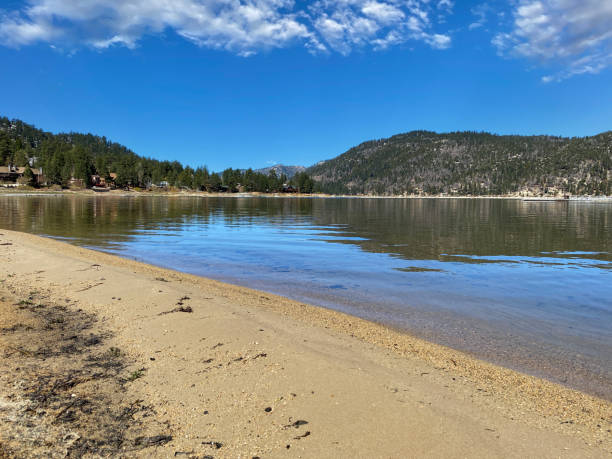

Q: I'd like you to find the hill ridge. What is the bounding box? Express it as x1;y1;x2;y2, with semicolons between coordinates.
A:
307;130;612;196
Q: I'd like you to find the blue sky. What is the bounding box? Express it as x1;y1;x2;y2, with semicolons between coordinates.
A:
0;0;611;171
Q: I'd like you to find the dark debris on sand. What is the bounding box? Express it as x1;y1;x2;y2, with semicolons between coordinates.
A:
0;292;173;458
159;306;193;315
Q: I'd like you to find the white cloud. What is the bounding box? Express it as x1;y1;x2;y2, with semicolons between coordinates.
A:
493;0;612;80
0;0;454;55
425;33;451;50
0;0;312;53
437;0;454;13
0;14;59;45
361;1;404;23
309;0;453;54
541;52;612;82
468;3;492;31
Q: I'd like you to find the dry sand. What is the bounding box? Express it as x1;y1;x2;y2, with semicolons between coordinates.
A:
0;229;610;458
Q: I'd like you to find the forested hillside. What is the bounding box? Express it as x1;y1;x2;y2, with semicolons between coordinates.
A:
0;117;314;192
308;131;612;196
2;117;610;196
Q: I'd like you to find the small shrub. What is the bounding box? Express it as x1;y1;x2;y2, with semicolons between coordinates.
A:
127;369;144;382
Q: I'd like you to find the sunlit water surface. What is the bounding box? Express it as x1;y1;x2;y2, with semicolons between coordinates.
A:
1;195;611;399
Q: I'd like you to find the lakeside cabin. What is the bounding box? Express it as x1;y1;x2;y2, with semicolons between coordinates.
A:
90;173;117;189
0;165;46;186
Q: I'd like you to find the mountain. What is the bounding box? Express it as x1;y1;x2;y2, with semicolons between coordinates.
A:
307;131;612;196
253;164;306;179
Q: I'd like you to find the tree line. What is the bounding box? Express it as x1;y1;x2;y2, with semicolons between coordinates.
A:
0;117;315;193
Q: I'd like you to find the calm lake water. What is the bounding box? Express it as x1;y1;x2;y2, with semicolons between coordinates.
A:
1;195;611;399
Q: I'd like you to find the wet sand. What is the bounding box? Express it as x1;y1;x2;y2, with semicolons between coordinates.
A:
0;229;610;457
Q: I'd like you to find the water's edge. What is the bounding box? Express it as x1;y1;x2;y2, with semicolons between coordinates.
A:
1;195;610;400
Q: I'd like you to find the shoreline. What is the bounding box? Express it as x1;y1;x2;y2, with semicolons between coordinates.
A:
1;187;611;201
1;229;611;456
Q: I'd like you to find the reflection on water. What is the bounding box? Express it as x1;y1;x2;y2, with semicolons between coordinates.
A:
1;194;611;399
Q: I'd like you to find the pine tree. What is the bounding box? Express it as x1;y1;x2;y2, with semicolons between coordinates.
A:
21;164;36;187
0;132;11;166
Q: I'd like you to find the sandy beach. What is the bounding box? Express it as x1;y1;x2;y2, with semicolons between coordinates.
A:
0;229;610;457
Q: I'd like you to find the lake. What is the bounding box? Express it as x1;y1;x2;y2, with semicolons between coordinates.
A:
1;194;611;399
